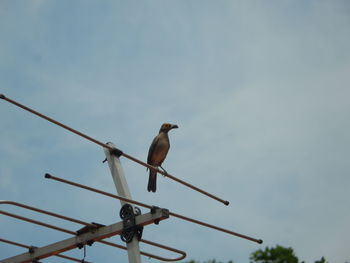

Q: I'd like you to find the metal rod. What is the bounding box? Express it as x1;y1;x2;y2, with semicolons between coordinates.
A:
122;151;229;205
139;239;186;262
0;94;108;149
0;210;75;235
44;173;153;210
0;94;229;206
168;211;262;244
0;239;91;263
1;239;29;249
0;200;90;226
0;201;186;262
99;240;186;262
45;174;263;244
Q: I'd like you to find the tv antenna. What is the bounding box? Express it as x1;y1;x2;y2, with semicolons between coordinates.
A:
1;94;262;263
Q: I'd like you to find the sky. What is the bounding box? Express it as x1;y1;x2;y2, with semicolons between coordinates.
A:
1;1;350;263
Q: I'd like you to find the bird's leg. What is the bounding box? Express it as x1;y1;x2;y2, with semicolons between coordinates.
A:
159;166;168;177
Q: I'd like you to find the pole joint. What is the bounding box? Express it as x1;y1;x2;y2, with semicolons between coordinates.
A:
76;222;105;235
107;144;123;157
120;204;144;243
151;206;169;225
28;246;37;254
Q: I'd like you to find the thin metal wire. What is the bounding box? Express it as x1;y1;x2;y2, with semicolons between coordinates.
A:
0;238;90;263
0;201;186;262
45;174;263;244
0;94;229;206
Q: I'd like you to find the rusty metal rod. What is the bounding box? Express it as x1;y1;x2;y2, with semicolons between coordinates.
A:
44;173;153;209
45;174;262;244
168;211;262;244
139;239;186;261
99;240;186;262
0;238;90;263
0;94;108;149
0;94;229;206
1;238;29;249
0;210;75;235
0;200;90;226
121;151;230;206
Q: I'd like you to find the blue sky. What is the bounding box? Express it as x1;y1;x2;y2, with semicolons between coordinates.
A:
1;1;350;262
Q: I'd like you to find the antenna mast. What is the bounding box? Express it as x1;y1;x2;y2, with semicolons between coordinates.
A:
103;142;141;263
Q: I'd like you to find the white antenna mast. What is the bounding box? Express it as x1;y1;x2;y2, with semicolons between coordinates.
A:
103;142;141;263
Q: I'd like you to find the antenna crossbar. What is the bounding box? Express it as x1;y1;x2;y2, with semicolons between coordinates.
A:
45;174;263;244
0;208;169;263
0;238;90;263
0;201;186;262
1;94;229;206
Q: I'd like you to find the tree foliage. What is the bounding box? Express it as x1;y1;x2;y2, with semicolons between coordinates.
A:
249;245;329;263
182;245;329;263
183;260;234;263
314;257;328;263
249;245;298;263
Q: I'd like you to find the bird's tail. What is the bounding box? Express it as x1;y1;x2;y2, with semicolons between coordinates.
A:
147;169;157;192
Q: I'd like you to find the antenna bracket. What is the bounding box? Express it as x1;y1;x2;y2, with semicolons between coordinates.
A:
76;222;105;248
120;204;143;243
110;147;123;157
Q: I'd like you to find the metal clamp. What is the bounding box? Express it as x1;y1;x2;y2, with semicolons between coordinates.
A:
120;204;143;243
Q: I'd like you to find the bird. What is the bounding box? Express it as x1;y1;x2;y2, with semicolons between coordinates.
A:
147;123;178;192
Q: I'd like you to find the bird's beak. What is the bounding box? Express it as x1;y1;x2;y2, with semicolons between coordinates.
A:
171;124;179;129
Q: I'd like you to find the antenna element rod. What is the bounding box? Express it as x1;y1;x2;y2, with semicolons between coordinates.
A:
45;174;262;244
1;94;229;206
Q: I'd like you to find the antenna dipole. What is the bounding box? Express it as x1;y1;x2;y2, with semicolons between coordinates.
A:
0;94;229;206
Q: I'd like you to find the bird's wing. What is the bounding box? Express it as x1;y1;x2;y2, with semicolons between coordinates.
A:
147;135;160;165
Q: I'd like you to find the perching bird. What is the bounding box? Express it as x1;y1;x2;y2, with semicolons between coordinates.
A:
147;123;178;192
